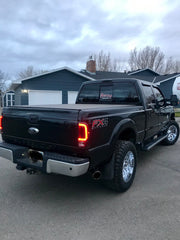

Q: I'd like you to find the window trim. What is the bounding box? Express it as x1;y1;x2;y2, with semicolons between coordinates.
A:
152;86;165;100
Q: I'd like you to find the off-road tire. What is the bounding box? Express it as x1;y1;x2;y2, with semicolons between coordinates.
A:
106;140;137;192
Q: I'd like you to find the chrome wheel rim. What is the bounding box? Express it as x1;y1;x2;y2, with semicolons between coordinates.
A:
122;151;135;183
167;125;178;142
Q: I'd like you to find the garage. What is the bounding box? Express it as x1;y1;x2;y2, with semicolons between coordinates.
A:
68;91;78;104
10;67;95;105
28;90;62;105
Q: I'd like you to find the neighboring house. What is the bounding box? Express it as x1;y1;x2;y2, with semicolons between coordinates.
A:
10;67;94;106
8;59;180;106
154;73;180;100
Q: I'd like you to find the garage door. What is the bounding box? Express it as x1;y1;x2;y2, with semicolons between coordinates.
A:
68;91;78;104
28;90;62;105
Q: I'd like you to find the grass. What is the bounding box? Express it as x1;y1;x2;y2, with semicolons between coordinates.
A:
175;112;180;117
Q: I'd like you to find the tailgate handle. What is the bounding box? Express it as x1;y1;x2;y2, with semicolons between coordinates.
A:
28;127;39;135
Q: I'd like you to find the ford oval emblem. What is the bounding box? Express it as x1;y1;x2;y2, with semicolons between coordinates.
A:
28;127;39;135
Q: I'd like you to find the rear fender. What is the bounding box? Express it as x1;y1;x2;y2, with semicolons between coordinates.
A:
111;118;137;142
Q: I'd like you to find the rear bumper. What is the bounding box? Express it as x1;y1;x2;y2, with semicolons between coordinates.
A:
0;142;89;177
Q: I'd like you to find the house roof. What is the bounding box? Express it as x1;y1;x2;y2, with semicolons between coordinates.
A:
9;66;180;91
80;70;127;80
10;66;95;90
80;69;156;82
127;68;160;76
9;82;21;90
154;73;180;83
81;69;180;84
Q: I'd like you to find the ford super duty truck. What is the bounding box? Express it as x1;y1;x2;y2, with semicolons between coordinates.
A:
0;78;179;192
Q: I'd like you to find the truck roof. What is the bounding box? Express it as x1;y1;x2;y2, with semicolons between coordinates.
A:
81;78;156;86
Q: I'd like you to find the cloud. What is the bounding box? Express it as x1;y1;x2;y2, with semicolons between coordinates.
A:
153;1;180;59
0;0;180;77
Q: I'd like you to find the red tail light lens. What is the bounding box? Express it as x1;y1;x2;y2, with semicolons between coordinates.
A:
0;116;2;130
78;123;88;144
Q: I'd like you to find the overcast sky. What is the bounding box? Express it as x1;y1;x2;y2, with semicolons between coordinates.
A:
0;0;180;78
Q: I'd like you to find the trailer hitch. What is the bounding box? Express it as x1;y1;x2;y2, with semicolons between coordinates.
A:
26;168;40;175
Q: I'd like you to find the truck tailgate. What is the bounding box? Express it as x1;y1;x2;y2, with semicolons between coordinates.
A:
2;106;80;150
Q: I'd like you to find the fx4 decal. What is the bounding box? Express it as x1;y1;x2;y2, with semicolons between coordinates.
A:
92;118;108;129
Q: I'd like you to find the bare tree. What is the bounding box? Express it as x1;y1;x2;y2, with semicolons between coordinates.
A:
0;70;9;107
111;58;126;72
0;70;7;92
128;46;165;73
174;60;180;73
93;51;111;71
164;57;180;74
93;50;125;72
17;66;48;79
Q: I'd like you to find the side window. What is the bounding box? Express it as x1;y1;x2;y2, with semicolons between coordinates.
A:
153;87;164;102
142;84;155;108
113;83;140;104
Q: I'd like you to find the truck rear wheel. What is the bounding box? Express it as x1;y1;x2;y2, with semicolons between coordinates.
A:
162;121;179;145
106;141;137;192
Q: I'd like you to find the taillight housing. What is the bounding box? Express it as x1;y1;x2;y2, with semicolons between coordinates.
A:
0;116;2;130
78;123;88;147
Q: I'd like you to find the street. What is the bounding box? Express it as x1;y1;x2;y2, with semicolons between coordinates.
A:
0;138;180;240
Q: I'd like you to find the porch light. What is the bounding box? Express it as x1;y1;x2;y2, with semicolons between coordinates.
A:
21;89;28;93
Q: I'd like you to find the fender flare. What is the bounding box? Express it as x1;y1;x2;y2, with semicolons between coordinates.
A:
109;118;137;150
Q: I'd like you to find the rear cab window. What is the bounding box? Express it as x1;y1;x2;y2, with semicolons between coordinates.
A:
77;83;100;103
77;81;141;105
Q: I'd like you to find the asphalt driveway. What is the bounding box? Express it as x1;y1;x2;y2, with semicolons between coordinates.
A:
0;133;180;240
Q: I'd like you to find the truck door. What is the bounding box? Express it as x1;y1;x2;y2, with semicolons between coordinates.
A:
142;83;160;140
152;86;169;130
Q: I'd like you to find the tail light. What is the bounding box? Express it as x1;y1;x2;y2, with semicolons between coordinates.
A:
78;123;88;147
0;116;2;130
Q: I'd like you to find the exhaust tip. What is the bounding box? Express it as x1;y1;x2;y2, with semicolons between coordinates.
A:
92;170;101;180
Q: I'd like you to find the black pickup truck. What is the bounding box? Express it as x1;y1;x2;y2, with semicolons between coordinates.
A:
0;78;179;192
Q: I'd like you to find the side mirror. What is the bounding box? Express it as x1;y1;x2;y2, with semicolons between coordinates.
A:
170;95;179;106
155;99;165;108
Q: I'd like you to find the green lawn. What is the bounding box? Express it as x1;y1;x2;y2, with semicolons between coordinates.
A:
175;112;180;117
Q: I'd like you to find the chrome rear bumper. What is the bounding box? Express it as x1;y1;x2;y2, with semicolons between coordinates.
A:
47;159;89;176
0;142;89;177
0;147;13;162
